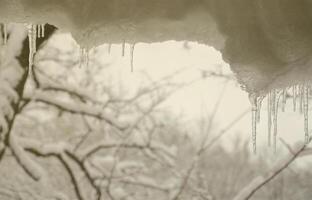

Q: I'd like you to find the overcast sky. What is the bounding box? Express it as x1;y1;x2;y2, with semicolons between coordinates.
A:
49;33;308;154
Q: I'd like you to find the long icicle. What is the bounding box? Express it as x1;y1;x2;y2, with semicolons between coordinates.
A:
32;24;37;54
122;39;125;57
108;43;112;54
41;24;45;38
300;85;304;114
79;47;84;68
3;23;7;45
293;85;297;112
282;89;287;112
249;93;258;154
85;48;89;67
304;84;309;143
268;92;272;146
130;43;136;72
272;90;278;153
27;24;36;77
257;96;264;123
37;24;41;38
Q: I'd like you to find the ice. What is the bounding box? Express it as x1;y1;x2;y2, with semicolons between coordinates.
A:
267;93;272;146
27;24;37;76
300;85;304;114
253;85;312;152
41;24;45;38
130;43;135;72
249;93;258;153
2;23;7;45
293;85;297;112
282;89;286;112
256;96;264;123
273;90;280;153
304;85;309;143
37;24;41;38
79;47;89;68
1;1;312;155
122;40;125;57
107;43;111;54
36;24;45;38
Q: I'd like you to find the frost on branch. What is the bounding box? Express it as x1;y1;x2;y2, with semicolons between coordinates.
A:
234;140;309;200
0;24;28;143
24;90;127;130
9;134;45;181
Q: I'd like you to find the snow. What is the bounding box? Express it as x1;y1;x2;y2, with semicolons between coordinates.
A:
90;155;116;171
25;90;127;130
1;1;311;93
116;160;145;175
233;176;265;200
1;1;312;150
9;134;45;181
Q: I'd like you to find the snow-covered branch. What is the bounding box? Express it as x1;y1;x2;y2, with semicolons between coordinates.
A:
9;134;45;181
21;138;99;200
233;141;309;200
23;90;127;130
81;140;176;162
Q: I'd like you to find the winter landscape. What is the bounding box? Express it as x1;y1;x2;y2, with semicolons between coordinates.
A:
1;1;312;200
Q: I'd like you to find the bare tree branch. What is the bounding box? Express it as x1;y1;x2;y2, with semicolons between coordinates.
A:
233;140;310;200
23;90;127;130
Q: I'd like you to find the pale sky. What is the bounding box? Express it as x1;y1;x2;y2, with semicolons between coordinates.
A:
103;40;308;152
48;33;309;154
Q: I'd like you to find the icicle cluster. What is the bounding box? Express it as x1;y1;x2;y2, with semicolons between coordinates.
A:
37;24;45;38
26;24;45;76
79;47;89;68
1;23;7;45
250;84;310;153
107;42;136;72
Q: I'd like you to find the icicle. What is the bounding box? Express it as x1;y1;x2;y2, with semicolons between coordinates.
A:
304;84;309;143
32;25;37;53
37;24;41;38
272;90;278;153
267;93;272;146
27;24;36;76
249;93;258;154
282;89;287;112
293;85;297;112
271;89;276;117
130;43;136;72
41;24;45;38
122;39;125;57
256;96;264;123
79;48;83;68
300;85;304;114
79;47;89;68
108;43;112;54
85;48;89;67
2;23;7;45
